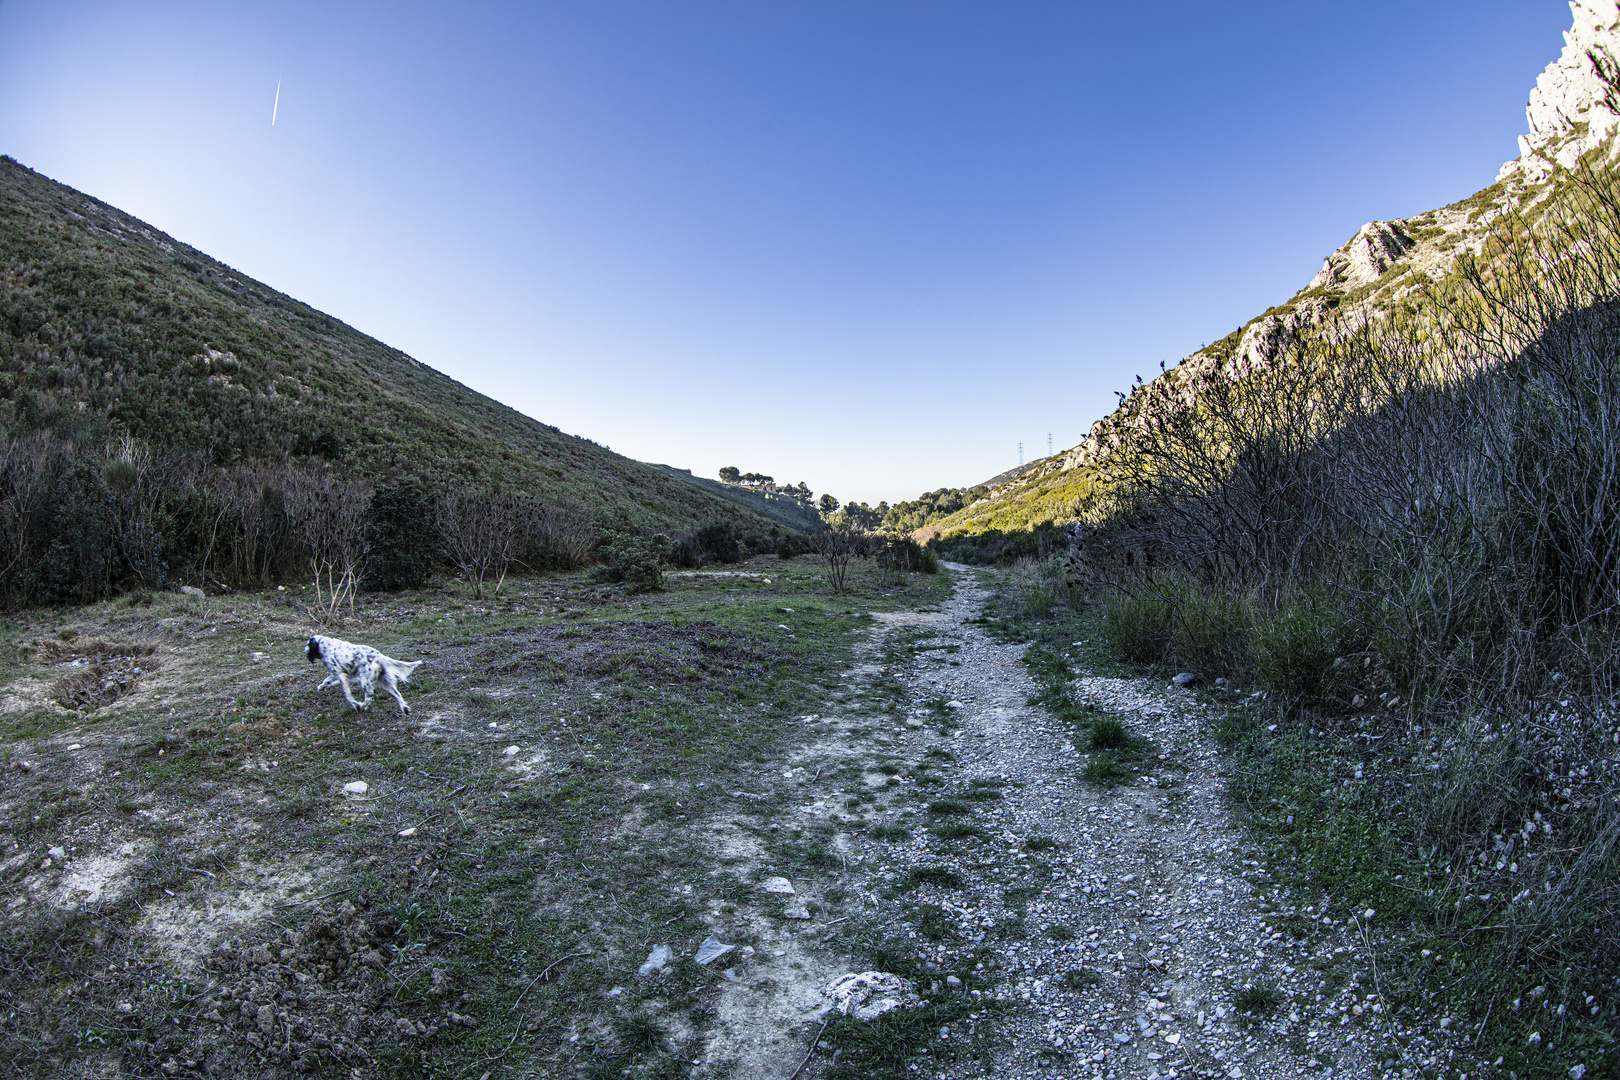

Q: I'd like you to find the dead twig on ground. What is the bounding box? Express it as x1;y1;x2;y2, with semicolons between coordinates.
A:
510;952;588;1013
787;1019;830;1080
276;889;348;909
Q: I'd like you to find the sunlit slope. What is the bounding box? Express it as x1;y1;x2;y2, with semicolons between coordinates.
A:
933;6;1620;541
932;172;1599;539
0;156;776;534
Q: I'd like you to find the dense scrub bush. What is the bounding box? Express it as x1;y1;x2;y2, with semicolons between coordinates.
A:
671;520;743;568
362;478;437;591
590;533;671;592
1169;585;1251;679
875;535;939;584
1248;596;1353;711
934;522;1066;566
1099;590;1173;665
1072;167;1620;1068
528;498;598;571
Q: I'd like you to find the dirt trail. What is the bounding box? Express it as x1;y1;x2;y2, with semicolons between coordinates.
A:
703;567;1386;1079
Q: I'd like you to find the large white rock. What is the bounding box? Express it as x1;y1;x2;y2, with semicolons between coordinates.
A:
822;972;922;1021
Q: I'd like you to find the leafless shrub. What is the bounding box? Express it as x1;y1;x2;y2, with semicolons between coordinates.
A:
529;498;598;570
101;434;191;590
809;524;865;591
282;471;372;623
0;432;65;602
436;490;525;599
206;465;300;588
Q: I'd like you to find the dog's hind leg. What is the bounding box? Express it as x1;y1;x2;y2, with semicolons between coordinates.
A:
336;672;365;712
380;670;411;714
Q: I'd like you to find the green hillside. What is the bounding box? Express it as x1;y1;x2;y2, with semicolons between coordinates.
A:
648;465;823;532
0;156;775;535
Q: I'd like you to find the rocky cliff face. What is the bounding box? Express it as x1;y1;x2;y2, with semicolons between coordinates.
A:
1500;0;1620;183
946;1;1620;531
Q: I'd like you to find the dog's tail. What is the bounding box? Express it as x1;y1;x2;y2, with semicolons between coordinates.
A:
380;657;423;683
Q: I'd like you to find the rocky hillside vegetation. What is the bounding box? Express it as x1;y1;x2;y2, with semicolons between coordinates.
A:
934;0;1620;544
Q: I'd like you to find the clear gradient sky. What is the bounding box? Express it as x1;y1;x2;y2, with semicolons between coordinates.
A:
0;1;1571;504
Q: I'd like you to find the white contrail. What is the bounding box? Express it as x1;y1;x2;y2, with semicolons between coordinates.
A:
271;78;280;126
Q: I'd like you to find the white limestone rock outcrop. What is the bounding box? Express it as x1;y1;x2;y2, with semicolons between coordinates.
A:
1500;0;1620;182
1310;220;1416;290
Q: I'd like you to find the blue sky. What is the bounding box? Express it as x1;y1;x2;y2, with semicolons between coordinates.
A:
0;0;1570;504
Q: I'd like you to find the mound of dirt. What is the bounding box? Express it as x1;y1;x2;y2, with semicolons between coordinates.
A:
30;638;159;712
181;901;457;1076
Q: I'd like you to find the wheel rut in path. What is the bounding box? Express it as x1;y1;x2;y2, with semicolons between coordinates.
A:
698;567;1387;1079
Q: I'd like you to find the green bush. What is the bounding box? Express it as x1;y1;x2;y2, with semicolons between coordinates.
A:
362;478;437;591
1100;590;1174;664
1251;598;1349;710
1081;753;1128;785
590;533;672;592
1021;581;1056;617
671;520;743;568
1172;586;1252;678
1089;716;1129;750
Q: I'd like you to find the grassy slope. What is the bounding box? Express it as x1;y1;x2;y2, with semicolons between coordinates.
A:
647;465;823;533
0;156;776;535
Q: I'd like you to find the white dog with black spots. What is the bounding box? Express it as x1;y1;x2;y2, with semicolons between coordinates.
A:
305;634;423;713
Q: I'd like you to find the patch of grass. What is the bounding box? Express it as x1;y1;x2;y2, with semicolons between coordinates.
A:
1045;923;1074;941
1003;886;1040;908
867;824;911;841
0;563;927;1078
900;865;965;891
926;799;972;816
1100;589;1174;664
1234;984;1285;1016
1022;836;1059;851
822;1000;983;1080
1061;968;1101;989
1082;753;1129;785
1089;716;1130;749
611;1011;666;1055
931;822;989;842
911;903;961;941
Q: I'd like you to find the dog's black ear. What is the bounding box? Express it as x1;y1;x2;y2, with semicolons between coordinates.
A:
305;637;319;663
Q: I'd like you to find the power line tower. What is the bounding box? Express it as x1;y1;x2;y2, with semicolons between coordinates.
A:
1017;441;1023;466
1047;432;1053;457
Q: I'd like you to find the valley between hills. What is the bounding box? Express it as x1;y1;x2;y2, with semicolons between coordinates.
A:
5;4;1620;1080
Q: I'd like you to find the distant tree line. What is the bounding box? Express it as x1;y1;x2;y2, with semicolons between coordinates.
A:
880;486;987;532
718;467;816;508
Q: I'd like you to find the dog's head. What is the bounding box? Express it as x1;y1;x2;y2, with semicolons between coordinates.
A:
305;636;321;664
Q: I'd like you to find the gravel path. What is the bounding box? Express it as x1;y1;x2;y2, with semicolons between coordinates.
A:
699;567;1429;1079
829;567;1386;1079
